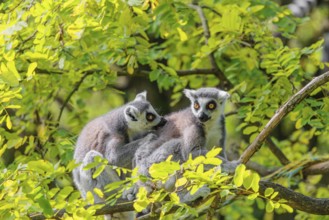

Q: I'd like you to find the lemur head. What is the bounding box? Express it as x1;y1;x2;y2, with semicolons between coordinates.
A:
184;87;230;123
124;91;166;131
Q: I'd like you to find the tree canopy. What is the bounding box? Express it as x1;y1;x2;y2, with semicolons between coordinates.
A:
0;0;329;219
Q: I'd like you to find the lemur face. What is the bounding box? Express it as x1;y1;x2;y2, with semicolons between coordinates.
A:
124;92;166;131
184;88;230;123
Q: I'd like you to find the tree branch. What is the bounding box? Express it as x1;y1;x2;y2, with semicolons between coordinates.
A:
56;71;92;124
239;71;329;164
259;181;329;215
30;179;329;219
188;3;233;89
303;160;329;175
266;137;290;165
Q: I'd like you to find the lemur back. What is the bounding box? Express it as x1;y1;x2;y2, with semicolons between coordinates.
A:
73;92;165;220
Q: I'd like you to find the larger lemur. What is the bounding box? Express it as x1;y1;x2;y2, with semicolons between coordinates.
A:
132;88;229;200
73;91;166;203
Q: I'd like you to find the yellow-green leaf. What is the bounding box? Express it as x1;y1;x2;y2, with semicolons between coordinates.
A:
251;173;260;192
264;187;274;197
93;188;104;199
247;192;259;200
169;192;180;204
281;204;293;213
206;148;222;158
92;165;106;179
27;62;38;80
266;200;274;212
86;191;94;204
177;27;187;42
6;116;12;129
175;177;187;188
234;164;246;187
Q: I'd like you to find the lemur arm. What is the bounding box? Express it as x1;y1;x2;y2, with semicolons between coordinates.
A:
105;133;157;169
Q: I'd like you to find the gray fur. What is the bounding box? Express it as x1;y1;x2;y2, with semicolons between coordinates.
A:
73;92;164;220
129;87;229;204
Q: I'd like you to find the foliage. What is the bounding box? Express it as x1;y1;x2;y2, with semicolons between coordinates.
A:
129;149;293;219
0;0;328;219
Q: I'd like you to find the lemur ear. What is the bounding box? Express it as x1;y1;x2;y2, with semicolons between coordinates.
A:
217;90;230;101
183;89;196;101
124;105;139;121
134;91;147;101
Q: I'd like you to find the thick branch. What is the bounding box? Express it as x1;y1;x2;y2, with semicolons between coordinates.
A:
29;199;134;220
239;71;329;164
259;181;329;215
303;160;329;175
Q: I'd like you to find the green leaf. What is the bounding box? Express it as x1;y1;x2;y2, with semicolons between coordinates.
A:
6;116;12;130
204;158;222;166
206;148;222;158
243;126;258;135
234;164;246;187
175;177;187;188
104;180;126;193
266;200;274;212
93;188;104;199
0;63;19;86
149;161;180;179
169;192;180;204
92;164;106;179
220;189;230;198
36;196;53;216
27;62;38;80
176;27;187;42
247;192;259;200
251;173;260;192
86;191;94;204
281;204;293;213
243;172;253;190
270;191;279;199
264;187;274;197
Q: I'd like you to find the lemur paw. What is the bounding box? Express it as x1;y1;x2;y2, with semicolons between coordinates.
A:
122;185;138;201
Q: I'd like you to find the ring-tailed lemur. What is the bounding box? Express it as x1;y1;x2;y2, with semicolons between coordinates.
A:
72;91;166;206
128;88;230;202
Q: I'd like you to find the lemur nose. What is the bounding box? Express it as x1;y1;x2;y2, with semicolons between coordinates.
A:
159;117;167;126
153;117;167;130
198;113;210;122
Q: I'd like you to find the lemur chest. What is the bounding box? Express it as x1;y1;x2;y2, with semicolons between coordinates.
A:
204;119;223;150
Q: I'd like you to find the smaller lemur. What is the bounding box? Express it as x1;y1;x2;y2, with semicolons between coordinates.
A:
73;91;166;203
130;88;229;202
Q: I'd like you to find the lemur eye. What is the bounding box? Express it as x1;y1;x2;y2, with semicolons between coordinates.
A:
146;113;155;122
207;101;217;110
194;101;200;110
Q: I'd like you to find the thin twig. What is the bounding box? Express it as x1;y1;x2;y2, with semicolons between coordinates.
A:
239;71;329;164
56;71;92;123
188;3;233;89
266;137;290;165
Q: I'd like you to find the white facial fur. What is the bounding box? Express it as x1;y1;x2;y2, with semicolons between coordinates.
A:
184;88;229;123
125;105;162;131
124;92;164;137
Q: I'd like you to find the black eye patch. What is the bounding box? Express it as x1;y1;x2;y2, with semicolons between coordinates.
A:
127;112;137;121
206;101;217;110
146;112;155;122
194;101;200;110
